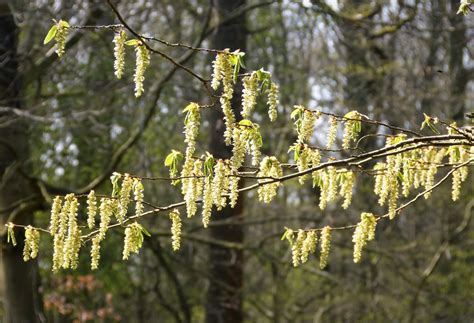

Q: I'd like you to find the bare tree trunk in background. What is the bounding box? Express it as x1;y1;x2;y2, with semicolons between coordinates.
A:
0;3;42;322
205;1;246;322
448;0;469;122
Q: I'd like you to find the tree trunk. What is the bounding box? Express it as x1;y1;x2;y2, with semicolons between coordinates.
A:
205;1;246;322
0;3;42;322
448;0;468;122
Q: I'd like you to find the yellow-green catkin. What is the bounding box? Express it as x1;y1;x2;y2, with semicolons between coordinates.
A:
241;72;259;118
318;169;329;210
267;82;279;122
352;212;377;263
113;29;126;79
292;230;306;267
169;209;182;251
54;20;69;57
98;198;114;240
339;170;355;209
202;176;213;228
296;144;310;184
133;178;144;217
185;159;203;218
423;148;446;198
181;103;201;198
231;125;247;170
229;176;240;208
250;125;262;166
49;196;63;235
118;174;134;222
327;165;338;203
134;42;150;97
122;222;144;260
211;53;226;90
257;156;283;203
300;230;318;264
319;226;331;269
449;145;469;201
90;235;101;270
87;190;97;229
23;226;40;262
326;116;338;148
212;160;230;210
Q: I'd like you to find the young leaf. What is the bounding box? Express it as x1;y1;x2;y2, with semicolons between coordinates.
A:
125;39;140;46
7;223;17;246
43;25;58;44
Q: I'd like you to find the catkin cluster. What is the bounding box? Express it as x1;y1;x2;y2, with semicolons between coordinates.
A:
50;194;82;272
342;111;361;149
373;136;404;219
113;29;127;79
292;144;321;184
449;144;470;201
291;230;318;267
288;227;332;269
47;173;146;271
231;121;262;169
352;212;377;263
257;156;283;203
133;42;150;97
317;165;338;210
292;106;320;144
122;222;145;260
23;226;40;262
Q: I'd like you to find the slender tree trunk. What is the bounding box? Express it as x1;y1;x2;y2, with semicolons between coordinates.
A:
448;0;468;122
0;3;42;322
205;1;246;322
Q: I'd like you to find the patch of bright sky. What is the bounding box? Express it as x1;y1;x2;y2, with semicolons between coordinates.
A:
301;0;339;10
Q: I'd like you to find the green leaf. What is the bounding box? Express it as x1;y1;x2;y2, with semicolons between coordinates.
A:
7;224;17;247
204;153;215;177
43;25;58;44
125;39;139;46
140;225;152;237
110;172;122;198
281;227;294;245
59;20;70;28
290;106;303;120
233;58;241;83
164;153;174;167
239;119;253;127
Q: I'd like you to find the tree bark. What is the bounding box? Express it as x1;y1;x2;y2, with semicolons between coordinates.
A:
205;1;246;322
0;3;43;322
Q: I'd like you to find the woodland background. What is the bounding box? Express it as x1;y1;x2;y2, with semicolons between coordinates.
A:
0;0;473;322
